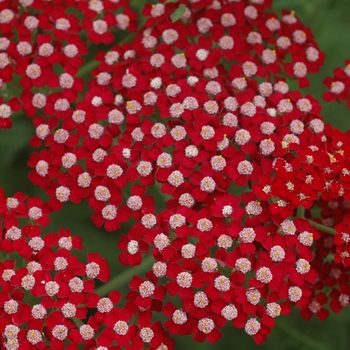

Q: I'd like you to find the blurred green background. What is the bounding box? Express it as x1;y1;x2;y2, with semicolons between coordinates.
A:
1;0;350;349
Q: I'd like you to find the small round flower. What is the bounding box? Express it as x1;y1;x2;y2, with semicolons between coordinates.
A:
244;5;258;20
241;102;256;117
194;292;209;308
222;304;238;320
261;49;276;64
330;81;345;94
137;161;153;176
93;20;108;34
245;318;261;335
127;240;139;255
197;18;213;34
293;30;307;44
198;318;215;334
0;104;11;119
97;297;113;314
179;193;195;208
171;125;186;141
68;277;84;293
92;148;106;162
168;171;184;187
202;257;217;272
200;176;216;193
162;29;179;44
86;262;100;279
247;289;261;304
217;234;233;249
197;218;213;232
94;186;111;202
266;17;280;31
211;155;226;171
223;113;238;127
56;186;70;202
204;67;219;79
277;36;291;49
260;139;275;155
172;310;187;325
116;14;130;30
247;32;262;45
309;119;324;133
204;101;219;116
141;214;156;228
140;327;154;343
266;302;281;318
176;272;193;288
24;16;39;30
32;304;47;319
166;84;181;97
154;233;170;251
27;329;43;345
102;205;118;220
21;274;35;290
237;160;253;175
97;72;111;86
131;127;144;142
288;286;302;302
298;231;313;246
243;61;257;77
150;53;165;68
126;100;142;114
224;97;238;112
171;53;187;68
295;259;311;274
64;44;79;58
239;228;255;243
181;243;196;259
78;172;92;188
246;201;262;216
297;98;312;113
214;275;230;292
232;77;247;91
151;123;166;138
306;47;319;62
114;321;128;335
52;325;68;340
153;262;167;278
293;62;307;78
45;281;59;297
270;245;285;262
219;35;234;50
62;302;76;318
256;267;273;283
151;3;165;17
281;219;296;235
139;281;155;298
56;18;70;31
221;13;236;27
17;41;32;56
205;82;221;96
26;64;41;79
235;129;251;146
169;214;186;229
260;121;275;135
29;236;44;251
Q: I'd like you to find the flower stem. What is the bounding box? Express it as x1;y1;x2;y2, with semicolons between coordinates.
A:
307;220;337;235
95;254;154;296
296;206;305;218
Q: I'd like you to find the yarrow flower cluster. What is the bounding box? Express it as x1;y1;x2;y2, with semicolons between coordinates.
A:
1;0;350;348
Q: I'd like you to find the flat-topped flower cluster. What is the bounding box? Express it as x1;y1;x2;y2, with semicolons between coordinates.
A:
1;0;350;349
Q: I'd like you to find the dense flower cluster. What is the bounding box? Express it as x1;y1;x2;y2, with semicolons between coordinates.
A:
1;0;350;349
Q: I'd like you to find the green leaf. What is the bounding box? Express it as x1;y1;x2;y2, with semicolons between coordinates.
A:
171;4;186;22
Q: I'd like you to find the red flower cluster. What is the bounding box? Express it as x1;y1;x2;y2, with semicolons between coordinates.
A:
1;0;350;349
